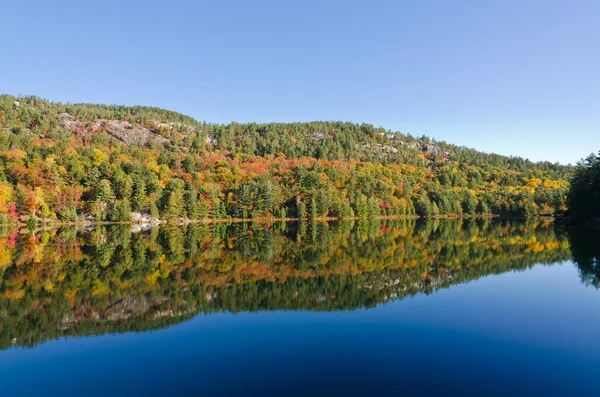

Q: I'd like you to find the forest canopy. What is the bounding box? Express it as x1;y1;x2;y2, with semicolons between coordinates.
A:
0;94;573;224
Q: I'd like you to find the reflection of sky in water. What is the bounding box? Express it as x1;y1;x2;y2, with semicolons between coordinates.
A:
1;261;599;396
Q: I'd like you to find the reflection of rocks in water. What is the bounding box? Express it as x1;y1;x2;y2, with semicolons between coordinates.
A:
0;219;572;349
58;295;170;330
49;293;199;341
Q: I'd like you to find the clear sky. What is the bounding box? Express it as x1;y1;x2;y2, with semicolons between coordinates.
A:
1;0;598;164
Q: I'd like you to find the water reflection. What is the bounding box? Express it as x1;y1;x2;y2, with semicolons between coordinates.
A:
0;219;576;349
567;224;600;288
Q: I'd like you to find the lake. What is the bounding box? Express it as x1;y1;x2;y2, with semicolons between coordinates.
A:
0;219;599;396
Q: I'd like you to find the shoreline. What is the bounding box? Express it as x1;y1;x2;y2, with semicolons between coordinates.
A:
0;213;556;233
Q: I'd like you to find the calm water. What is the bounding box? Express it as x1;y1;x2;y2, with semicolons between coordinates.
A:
0;219;599;396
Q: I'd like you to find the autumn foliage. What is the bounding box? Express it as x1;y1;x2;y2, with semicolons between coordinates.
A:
0;95;572;224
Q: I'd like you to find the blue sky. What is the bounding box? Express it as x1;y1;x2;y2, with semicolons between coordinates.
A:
1;0;598;164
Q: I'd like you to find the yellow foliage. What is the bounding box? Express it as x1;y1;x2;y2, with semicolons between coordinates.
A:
43;281;54;292
92;279;107;295
65;148;79;158
0;181;13;212
5;149;27;160
145;159;161;173
527;178;542;188
0;247;12;269
45;155;56;166
92;148;108;165
146;269;161;285
64;288;79;300
5;289;25;300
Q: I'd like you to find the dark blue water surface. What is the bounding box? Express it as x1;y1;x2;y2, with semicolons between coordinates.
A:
0;220;599;396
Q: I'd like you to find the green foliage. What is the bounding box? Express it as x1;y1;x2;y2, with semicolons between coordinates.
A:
149;202;160;219
59;206;78;222
165;189;186;220
110;199;132;222
296;197;307;219
95;179;115;202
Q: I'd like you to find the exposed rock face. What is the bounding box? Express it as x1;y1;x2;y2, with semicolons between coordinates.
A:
131;212;161;224
356;143;399;159
131;213;161;232
379;132;405;145
406;141;421;151
423;143;450;156
310;132;325;141
354;133;451;160
102;120;170;147
58;113;170;147
58;112;78;129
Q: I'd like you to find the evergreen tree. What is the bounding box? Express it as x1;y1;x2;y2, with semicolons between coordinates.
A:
165;190;186;220
95;179;115;202
186;185;200;219
110;199;132;222
309;196;318;219
462;191;477;215
132;176;146;212
149;202;160;219
296;197;307;219
477;200;489;215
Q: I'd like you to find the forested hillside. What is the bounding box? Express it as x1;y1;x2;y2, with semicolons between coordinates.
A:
0;95;572;224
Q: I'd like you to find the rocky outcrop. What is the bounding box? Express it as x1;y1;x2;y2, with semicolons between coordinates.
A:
131;212;161;224
59;113;171;147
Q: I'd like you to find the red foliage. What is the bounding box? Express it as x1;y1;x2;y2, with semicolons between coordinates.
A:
7;229;18;248
8;164;30;185
181;172;193;183
55;186;83;212
88;121;99;133
7;203;19;220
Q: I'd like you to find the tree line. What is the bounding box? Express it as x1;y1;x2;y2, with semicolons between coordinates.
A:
0;95;572;224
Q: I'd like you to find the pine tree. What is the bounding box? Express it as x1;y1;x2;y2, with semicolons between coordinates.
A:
296;197;307;219
110;199;132;222
478;200;489;215
149;202;160;219
309;196;318;219
367;197;380;218
415;196;432;217
461;191;477;215
197;196;209;219
165;189;185;220
95;179;115;203
132;176;146;211
186;185;200;219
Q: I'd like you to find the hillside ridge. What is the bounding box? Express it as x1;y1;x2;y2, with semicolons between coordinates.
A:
0;94;572;224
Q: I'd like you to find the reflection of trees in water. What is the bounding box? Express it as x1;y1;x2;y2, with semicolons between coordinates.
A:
567;225;600;288
0;219;572;349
